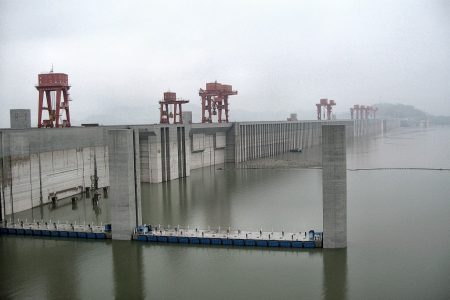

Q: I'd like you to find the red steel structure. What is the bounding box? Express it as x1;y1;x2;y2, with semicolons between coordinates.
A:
371;106;378;119
159;92;189;124
350;105;378;119
360;105;366;119
351;105;360;119
36;72;71;128
316;98;336;120
199;82;238;123
365;106;378;119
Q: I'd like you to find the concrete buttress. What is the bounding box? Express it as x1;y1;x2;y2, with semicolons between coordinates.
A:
322;125;347;248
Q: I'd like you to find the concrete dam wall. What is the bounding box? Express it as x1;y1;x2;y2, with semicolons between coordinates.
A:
0;119;400;219
0;128;110;217
230;119;399;163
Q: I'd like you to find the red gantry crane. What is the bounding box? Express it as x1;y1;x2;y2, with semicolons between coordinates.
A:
350;105;378;119
159;92;189;124
199;82;238;123
36;70;72;128
316;98;336;120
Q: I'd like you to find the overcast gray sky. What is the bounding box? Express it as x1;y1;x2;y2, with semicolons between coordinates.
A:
1;0;449;127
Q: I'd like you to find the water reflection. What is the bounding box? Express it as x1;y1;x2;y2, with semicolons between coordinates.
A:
141;164;323;232
0;237;81;300
112;241;144;299
7;192;110;226
323;249;348;300
141;167;235;228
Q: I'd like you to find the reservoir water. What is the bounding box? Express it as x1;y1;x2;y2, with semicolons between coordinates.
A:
1;126;450;299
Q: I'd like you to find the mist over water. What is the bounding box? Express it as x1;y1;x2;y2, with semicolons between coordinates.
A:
2;126;450;299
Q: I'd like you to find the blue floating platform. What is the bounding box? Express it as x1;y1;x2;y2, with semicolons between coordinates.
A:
138;235;147;242
256;240;268;247
168;236;178;243
222;239;232;246
157;236;168;243
1;223;110;241
268;241;279;247
280;241;291;248
211;238;221;245
190;237;199;244
233;239;244;246
303;241;315;248
292;241;302;248
200;238;211;245
179;237;189;244
32;230;42;236
96;233;106;239
244;240;256;246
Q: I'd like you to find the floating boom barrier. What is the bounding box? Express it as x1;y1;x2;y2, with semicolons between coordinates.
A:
1;221;323;250
133;225;323;249
0;221;112;239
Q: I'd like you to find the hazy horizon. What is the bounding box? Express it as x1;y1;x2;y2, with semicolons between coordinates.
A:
1;0;449;127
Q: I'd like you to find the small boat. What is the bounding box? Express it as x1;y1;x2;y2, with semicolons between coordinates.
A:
290;148;303;153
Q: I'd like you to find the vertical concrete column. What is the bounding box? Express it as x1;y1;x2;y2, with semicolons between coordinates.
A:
271;124;275;155
225;123;239;163
254;124;256;159
246;125;250;161
1;133;12;217
108;129;142;240
248;125;251;160
277;124;280;154
246;125;249;161
0;132;3;221
322;125;347;248
133;129;142;226
253;124;256;159
183;126;190;177
243;125;246;161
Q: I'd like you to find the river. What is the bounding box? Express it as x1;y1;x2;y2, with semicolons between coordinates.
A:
1;126;449;299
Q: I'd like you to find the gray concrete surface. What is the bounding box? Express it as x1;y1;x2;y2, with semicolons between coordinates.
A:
108;129;142;240
0;128;109;216
10;109;31;129
322;125;347;248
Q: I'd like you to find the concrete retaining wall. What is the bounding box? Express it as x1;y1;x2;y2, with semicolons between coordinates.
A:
189;123;232;170
231;119;386;163
1;128;110;219
138;125;190;183
0;119;399;218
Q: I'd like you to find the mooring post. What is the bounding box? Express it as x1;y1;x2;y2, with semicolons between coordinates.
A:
322;125;347;248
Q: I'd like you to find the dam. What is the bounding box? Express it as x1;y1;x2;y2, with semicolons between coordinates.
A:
0;118;400;248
